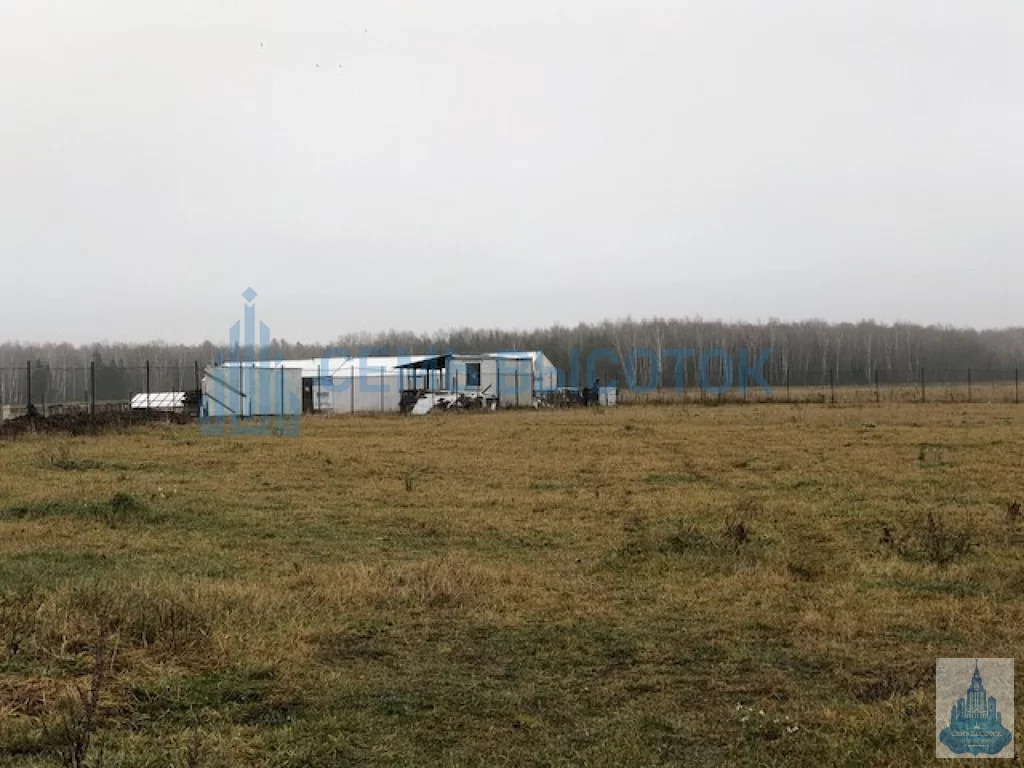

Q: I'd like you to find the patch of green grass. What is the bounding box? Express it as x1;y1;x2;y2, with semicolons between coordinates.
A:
869;576;985;598
787;478;823;490
642;472;707;486
1;493;162;527
132;666;305;727
0;551;125;591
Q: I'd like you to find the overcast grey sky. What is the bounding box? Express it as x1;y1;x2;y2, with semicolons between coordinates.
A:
1;1;1020;343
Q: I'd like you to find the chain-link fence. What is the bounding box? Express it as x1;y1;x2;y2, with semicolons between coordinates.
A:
1;362;1022;419
0;362;202;418
616;367;1024;405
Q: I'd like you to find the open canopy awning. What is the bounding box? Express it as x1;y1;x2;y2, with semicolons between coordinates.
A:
394;354;450;371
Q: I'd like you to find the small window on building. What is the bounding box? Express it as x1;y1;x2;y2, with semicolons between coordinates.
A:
465;363;481;388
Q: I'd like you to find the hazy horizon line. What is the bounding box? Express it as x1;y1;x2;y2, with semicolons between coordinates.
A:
4;314;1024;349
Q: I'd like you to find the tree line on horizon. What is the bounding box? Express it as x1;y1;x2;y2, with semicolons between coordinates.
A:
2;318;1024;404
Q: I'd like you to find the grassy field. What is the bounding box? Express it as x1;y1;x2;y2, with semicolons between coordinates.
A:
1;404;1022;766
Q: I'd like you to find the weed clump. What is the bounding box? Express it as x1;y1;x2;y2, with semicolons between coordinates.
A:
22;579;214;657
922;511;972;566
880;511;973;566
1007;500;1021;527
620;515;653;557
38;442;103;471
43;631;117;768
659;515;755;558
106;493;139;517
662;523;706;554
724;518;751;546
786;557;825;582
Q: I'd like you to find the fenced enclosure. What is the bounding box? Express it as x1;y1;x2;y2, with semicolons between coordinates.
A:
0;362;202;418
1;362;1022;419
0;362;562;418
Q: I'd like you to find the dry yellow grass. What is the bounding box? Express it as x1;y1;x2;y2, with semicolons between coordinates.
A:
1;403;1022;766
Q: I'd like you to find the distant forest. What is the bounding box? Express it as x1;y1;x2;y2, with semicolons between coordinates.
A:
2;318;1024;404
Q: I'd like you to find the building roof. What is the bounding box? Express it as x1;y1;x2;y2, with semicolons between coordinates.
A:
217;355;435;378
217;351;547;378
394;354;450;371
456;352;540;361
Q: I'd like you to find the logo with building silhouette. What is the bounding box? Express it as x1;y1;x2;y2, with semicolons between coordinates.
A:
200;288;302;436
937;658;1013;757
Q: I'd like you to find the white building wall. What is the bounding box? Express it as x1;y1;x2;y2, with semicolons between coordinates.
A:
321;372;400;413
533;351;560;392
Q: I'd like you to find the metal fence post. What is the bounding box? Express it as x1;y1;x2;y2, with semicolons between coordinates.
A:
194;361;200;417
90;361;96;417
967;367;972;403
1017;368;1020;405
829;368;835;405
786;367;790;402
351;368;355;414
26;361;32;413
874;368;879;404
920;366;926;403
516;369;521;407
146;361;151;411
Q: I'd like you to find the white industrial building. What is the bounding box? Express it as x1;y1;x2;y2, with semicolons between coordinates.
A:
208;351;562;414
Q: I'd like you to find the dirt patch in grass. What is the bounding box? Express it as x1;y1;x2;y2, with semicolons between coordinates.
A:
0;410;192;439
